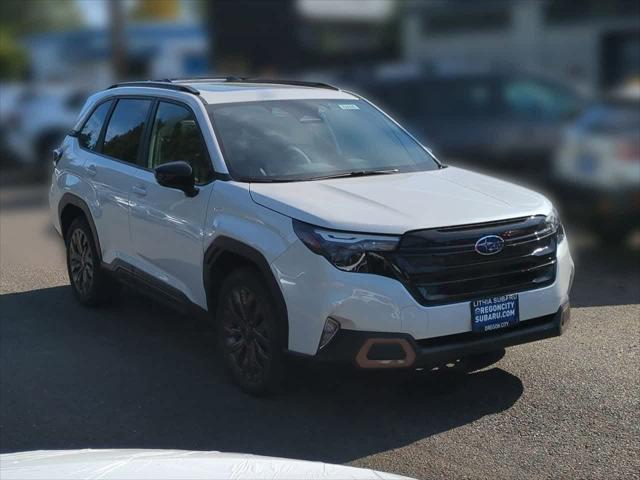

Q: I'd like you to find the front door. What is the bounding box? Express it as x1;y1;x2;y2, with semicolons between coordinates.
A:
129;100;215;308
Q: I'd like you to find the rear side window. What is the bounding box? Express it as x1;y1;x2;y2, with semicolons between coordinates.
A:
102;99;152;164
78;101;112;151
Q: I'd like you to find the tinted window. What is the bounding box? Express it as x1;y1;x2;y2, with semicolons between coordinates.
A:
102;99;152;164
148;102;213;183
78;101;112;151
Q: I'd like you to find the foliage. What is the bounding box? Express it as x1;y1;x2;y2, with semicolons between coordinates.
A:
0;0;82;35
0;0;82;79
0;27;28;79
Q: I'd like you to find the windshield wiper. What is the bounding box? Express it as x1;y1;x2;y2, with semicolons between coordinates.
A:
307;168;400;181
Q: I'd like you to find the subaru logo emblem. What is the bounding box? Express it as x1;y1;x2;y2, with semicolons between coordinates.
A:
475;235;504;255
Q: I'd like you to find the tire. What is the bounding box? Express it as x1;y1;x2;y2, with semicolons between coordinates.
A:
217;267;285;395
65;217;119;307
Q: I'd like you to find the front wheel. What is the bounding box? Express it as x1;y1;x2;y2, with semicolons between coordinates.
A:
217;267;285;395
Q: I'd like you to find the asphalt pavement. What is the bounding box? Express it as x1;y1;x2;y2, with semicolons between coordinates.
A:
1;184;639;479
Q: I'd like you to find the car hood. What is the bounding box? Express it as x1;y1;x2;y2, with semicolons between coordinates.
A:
250;166;552;234
0;449;413;480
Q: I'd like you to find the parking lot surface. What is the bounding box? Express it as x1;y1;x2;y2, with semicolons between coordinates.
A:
1;185;639;479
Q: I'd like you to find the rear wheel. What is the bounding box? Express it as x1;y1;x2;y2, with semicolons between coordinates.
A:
217;267;285;395
65;217;119;306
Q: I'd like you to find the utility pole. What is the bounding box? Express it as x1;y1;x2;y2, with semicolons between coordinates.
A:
109;0;126;80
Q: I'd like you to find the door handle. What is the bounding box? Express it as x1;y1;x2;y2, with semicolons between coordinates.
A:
132;185;147;197
86;164;97;177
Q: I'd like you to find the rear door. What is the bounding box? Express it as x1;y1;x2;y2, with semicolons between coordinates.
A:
86;97;153;265
129;99;215;308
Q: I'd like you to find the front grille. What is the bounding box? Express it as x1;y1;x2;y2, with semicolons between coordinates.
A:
387;216;558;305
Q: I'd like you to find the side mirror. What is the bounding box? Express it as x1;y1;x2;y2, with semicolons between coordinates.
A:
154;161;199;197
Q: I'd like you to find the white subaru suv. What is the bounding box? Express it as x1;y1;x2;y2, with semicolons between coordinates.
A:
50;78;574;394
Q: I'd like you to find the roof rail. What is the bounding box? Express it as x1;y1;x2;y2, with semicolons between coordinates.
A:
168;76;246;83
169;76;340;91
107;81;200;95
108;78;340;93
244;78;340;91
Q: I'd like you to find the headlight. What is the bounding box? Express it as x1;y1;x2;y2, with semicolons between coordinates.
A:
545;208;565;242
293;219;400;272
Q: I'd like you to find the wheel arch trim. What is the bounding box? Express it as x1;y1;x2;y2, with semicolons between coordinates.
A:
58;193;102;261
203;236;289;347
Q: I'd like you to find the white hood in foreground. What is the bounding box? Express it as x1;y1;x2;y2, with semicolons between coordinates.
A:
250;167;552;234
0;449;413;480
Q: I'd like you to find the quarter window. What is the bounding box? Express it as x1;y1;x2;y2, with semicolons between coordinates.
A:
78;101;112;151
148;102;213;184
102;99;152;164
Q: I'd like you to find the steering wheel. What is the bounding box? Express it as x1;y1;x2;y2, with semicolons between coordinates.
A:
285;145;312;164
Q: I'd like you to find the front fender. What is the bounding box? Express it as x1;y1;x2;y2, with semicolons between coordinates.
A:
203;182;297;346
204;182;296;265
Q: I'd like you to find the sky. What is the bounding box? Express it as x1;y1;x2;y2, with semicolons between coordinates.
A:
75;0;108;27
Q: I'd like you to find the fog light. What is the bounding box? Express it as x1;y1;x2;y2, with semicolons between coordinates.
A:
319;317;340;350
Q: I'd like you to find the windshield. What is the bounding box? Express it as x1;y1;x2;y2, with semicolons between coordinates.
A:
207;99;439;182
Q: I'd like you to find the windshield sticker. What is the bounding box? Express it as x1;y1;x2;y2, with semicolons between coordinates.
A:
338;104;360;110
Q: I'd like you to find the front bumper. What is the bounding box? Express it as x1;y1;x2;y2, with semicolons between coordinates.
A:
272;235;574;356
316;303;571;369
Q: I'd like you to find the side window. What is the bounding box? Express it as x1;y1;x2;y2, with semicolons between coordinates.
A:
78;101;112;151
148;101;213;184
102;98;152;164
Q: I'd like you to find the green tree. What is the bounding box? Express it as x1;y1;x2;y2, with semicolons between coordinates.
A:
0;0;81;34
0;28;28;79
0;0;81;78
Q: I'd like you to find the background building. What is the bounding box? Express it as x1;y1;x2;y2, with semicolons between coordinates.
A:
403;0;640;92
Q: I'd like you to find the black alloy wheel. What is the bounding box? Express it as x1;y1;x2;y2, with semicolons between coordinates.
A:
68;227;95;296
218;268;284;395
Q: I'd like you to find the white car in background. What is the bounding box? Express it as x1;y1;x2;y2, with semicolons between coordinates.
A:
553;81;640;241
5;84;88;170
0;83;27;163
